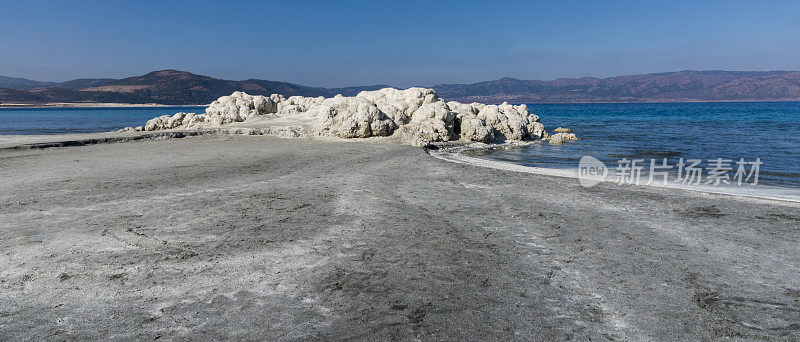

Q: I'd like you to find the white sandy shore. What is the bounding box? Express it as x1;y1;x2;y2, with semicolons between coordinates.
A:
430;144;800;204
1;132;799;340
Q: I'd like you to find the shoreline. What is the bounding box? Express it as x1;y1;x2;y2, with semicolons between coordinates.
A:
428;143;800;204
2;129;798;204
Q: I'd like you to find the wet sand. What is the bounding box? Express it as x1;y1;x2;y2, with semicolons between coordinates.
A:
1;134;799;340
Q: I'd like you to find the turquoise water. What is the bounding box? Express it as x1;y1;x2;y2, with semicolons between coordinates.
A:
0;106;207;134
466;102;800;189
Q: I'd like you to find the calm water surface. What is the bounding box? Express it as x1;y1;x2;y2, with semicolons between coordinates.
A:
0;106;206;134
466;102;800;189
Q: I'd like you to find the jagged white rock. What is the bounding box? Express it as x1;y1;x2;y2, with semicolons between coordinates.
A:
394;101;456;146
136;88;550;146
357;87;440;125
202;91;279;125
143;112;197;131
308;96;396;138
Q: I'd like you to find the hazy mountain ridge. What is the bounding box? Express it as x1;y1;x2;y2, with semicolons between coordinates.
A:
2;70;800;105
0;76;56;91
433;71;800;103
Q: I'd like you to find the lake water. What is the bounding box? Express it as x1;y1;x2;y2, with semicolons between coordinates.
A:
0;106;207;134
1;102;798;191
466;102;800;190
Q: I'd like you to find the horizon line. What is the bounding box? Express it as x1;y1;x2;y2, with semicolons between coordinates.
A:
2;68;800;90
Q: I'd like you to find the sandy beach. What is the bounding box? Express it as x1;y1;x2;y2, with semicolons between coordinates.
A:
0;133;798;340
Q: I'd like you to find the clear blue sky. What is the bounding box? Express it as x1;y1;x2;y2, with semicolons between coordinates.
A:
2;0;799;87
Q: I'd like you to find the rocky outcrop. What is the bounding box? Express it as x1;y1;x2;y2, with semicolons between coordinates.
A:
357;87;440;125
135;88;551;146
144;112;196;131
394;101;457;146
191;92;282;127
141;92;283;131
548;132;579;145
308;96;396;138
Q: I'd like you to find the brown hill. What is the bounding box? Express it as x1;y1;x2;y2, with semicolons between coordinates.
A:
79;69;327;104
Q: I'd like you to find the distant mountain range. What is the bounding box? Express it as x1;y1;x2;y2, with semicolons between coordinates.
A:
432;71;800;103
0;70;389;105
0;76;57;91
2;69;800;105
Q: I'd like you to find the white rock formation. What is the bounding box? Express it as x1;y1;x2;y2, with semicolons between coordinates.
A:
136;88;550;146
201;92;281;126
356;87;440;125
394;101;457;146
308;96;396;138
